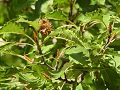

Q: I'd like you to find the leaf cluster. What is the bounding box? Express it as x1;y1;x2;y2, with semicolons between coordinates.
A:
1;0;120;90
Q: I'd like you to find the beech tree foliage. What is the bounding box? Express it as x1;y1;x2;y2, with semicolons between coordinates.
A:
0;0;120;90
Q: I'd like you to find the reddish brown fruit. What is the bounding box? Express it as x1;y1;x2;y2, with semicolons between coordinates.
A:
39;19;52;36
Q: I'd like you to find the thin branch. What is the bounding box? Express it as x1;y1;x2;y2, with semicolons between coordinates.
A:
101;35;115;53
33;30;55;70
41;62;55;70
99;21;116;54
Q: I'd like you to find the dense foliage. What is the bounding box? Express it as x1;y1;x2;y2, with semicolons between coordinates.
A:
1;0;120;90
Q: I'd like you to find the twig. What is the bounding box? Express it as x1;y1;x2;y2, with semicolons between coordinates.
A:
99;21;116;54
99;35;116;54
32;29;55;70
36;41;55;70
41;62;55;70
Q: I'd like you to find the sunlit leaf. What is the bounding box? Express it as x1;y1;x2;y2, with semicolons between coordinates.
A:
45;10;68;21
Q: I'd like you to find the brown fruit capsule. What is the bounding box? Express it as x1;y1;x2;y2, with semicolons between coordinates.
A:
39;19;52;36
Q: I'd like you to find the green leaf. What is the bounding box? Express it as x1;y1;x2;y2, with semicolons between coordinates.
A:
90;0;105;5
18;73;37;82
69;54;89;64
76;84;83;90
0;22;24;34
113;28;120;34
51;62;73;79
94;78;107;90
65;46;89;57
65;46;89;64
54;0;68;5
113;56;120;68
55;29;85;47
90;0;97;5
45;10;68;21
83;31;94;40
97;0;105;5
17;17;39;30
101;67;120;90
78;14;91;24
0;42;33;61
41;0;53;13
83;73;93;84
0;22;35;43
41;44;55;54
103;14;110;26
